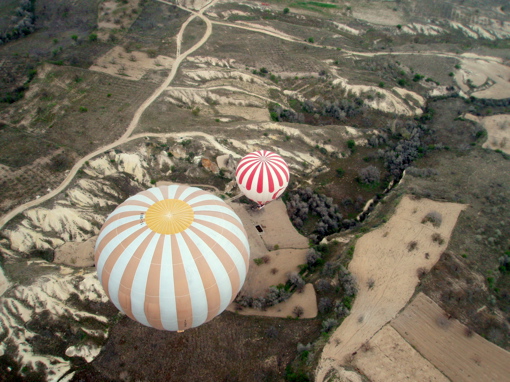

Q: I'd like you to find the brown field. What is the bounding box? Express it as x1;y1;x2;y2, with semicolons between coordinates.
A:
228;199;317;317
233;283;318;319
85;309;321;382
353;324;448;382
392;293;510;382
316;195;466;381
465;113;510;155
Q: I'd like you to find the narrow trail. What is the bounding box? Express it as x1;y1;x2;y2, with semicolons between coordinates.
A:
0;0;218;230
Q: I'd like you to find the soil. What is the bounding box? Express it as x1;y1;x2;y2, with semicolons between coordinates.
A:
353;324;448;382
392;293;510;382
81;311;321;382
465;113;510;154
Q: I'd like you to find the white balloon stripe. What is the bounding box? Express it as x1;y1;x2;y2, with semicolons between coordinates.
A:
96;214;143;250
96;223;146;280
128;193;159;206
185;193;221;206
109;204;148;216
130;233;161;327
193;215;247;241
184;228;234;315
146;186;165;202
176;233;208;328
191;221;249;281
159;235;179;331
107;229;153;312
192;205;243;222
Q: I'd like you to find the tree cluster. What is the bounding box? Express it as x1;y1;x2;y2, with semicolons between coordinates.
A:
268;102;305;123
268;95;368;125
379;120;429;178
286;188;344;239
309;97;366;120
338;265;358;297
358;165;380;185
0;0;36;45
235;285;291;311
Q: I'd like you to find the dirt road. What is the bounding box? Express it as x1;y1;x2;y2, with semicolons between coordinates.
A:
0;0;218;230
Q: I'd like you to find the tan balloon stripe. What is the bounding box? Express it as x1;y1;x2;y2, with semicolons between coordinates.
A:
95;217;141;263
161;186;171;200
187;225;241;304
100;227;148;297
139;190;160;204
172;185;191;201
193;210;245;233
171;235;193;331
193;218;249;271
180;231;222;322
117;200;152;209
117;231;157;320
144;234;166;330
187;199;229;209
180;188;208;203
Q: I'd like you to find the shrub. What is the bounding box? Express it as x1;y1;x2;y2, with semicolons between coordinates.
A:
288;272;305;291
338;266;357;296
347;139;355;149
432;233;444;245
306;248;321;267
315;279;331;292
321;318;338;332
266;326;278;338
408;241;418;251
318;297;333;314
417;267;427;279
88;33;98;42
308;37;314;43
79;106;88;112
358;165;380;184
293;306;304;318
422;211;442;227
283;7;290;14
253;258;264;265
335;301;350;318
321;262;337;277
297;342;312;353
361;341;372;352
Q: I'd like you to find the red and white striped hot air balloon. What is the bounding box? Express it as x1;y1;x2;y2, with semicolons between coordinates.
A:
94;185;250;331
235;150;290;206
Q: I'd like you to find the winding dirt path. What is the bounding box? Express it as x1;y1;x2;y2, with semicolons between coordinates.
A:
0;0;218;230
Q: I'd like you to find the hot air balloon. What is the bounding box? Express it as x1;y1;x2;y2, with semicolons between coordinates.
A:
94;185;250;331
235;150;290;206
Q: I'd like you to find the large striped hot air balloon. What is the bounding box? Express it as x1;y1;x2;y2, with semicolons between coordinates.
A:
94;185;250;331
235;150;290;206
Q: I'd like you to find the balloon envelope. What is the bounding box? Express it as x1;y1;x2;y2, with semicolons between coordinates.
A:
235;150;290;205
94;185;250;331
